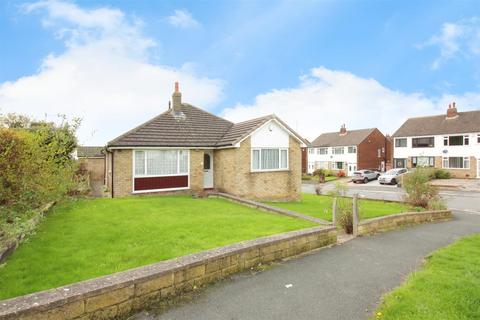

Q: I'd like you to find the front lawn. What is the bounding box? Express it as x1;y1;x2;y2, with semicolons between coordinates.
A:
265;193;420;221
0;196;315;300
375;234;480;320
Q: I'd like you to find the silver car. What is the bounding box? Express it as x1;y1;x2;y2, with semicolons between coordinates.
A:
378;168;408;185
352;170;380;183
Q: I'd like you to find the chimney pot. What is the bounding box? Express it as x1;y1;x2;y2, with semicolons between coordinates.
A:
339;124;347;135
446;101;458;119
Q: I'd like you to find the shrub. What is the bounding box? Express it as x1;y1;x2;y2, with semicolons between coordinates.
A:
301;174;312;181
324;169;334;177
336;170;346;177
433;169;451;179
403;168;444;208
313;169;326;183
328;182;353;233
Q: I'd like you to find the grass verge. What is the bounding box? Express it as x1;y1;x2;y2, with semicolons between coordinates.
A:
265;193;421;221
0;196;315;300
374;234;480;320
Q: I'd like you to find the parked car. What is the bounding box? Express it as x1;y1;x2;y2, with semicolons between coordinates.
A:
378;168;408;185
352;170;381;184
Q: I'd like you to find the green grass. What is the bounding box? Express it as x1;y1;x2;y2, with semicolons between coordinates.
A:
325;176;338;182
375;234;480;320
0;196;315;300
265;193;421;221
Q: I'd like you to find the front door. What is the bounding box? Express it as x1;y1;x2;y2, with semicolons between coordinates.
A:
348;163;357;176
203;151;214;188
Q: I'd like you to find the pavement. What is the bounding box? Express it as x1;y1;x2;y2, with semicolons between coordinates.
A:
132;183;480;320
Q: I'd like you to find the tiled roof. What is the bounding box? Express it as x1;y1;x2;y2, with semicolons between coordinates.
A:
392;110;480;137
77;146;104;158
310;128;376;147
108;104;307;148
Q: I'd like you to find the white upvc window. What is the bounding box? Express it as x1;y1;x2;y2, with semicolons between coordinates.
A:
252;148;288;171
308;148;314;154
317;147;328;155
134;150;189;177
443;135;470;146
332;147;344;155
442;157;470;169
348;146;356;154
477;134;480;144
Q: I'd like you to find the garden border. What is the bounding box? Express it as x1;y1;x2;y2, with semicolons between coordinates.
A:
357;210;452;236
0;226;336;320
0;202;55;264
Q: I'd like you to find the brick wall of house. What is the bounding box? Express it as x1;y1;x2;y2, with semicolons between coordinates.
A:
190;150;204;193
214;136;301;201
357;129;386;171
79;158;105;183
112;149;133;197
385;136;393;171
433;156;477;178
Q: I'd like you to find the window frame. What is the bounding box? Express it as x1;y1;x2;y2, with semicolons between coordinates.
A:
317;147;328;155
347;146;357;154
443;135;470;146
395;138;407;148
251;147;289;172
411;156;435;168
442;156;470;169
412;137;435;148
133;149;190;178
333;161;344;170
332;147;345;155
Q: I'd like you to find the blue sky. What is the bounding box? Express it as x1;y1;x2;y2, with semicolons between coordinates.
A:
1;0;480;144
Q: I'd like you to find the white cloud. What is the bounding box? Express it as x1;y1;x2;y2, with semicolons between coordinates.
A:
421;17;480;69
222;67;480;141
167;9;199;29
0;1;221;145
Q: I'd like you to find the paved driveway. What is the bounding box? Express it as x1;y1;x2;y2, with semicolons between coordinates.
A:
132;186;480;320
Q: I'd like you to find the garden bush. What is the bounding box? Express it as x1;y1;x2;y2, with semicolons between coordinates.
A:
328;182;353;233
336;170;346;177
432;169;451;179
402;168;445;209
313;168;326;183
0;113;82;241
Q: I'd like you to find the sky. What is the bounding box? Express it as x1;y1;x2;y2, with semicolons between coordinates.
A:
1;0;480;145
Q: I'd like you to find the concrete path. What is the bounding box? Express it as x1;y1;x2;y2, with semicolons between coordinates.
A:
132;210;480;320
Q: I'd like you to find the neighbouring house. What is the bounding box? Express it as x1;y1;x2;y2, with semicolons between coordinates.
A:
105;83;307;200
74;146;106;185
392;103;480;178
307;125;387;176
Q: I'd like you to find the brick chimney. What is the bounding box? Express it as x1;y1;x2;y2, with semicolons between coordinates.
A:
172;82;182;113
446;102;458;119
339;124;347;136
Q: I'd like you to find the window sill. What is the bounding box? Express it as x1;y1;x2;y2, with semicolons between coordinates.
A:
250;169;290;173
132;187;189;194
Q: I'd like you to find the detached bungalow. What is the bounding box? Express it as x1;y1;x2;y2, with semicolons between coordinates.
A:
106;83;307;200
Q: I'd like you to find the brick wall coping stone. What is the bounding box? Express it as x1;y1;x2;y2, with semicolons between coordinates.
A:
209;192;332;225
359;210;452;226
0;225;335;319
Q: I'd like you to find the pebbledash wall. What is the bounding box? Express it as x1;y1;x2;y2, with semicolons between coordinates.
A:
0;227;336;320
109;136;301;200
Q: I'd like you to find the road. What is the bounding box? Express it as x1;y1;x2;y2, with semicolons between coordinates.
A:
132;184;480;320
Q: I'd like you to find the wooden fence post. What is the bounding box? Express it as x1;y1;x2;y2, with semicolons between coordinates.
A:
332;197;337;226
352;193;359;237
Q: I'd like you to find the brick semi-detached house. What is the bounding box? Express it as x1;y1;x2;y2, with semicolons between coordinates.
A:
307;125;388;176
105;83;308;200
392;103;480;178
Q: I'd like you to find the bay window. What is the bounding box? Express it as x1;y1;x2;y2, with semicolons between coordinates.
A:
134;150;189;177
252;148;288;171
411;156;435;168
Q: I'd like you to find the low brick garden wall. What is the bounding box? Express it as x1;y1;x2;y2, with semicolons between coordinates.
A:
357;210;452;236
0;226;336;320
